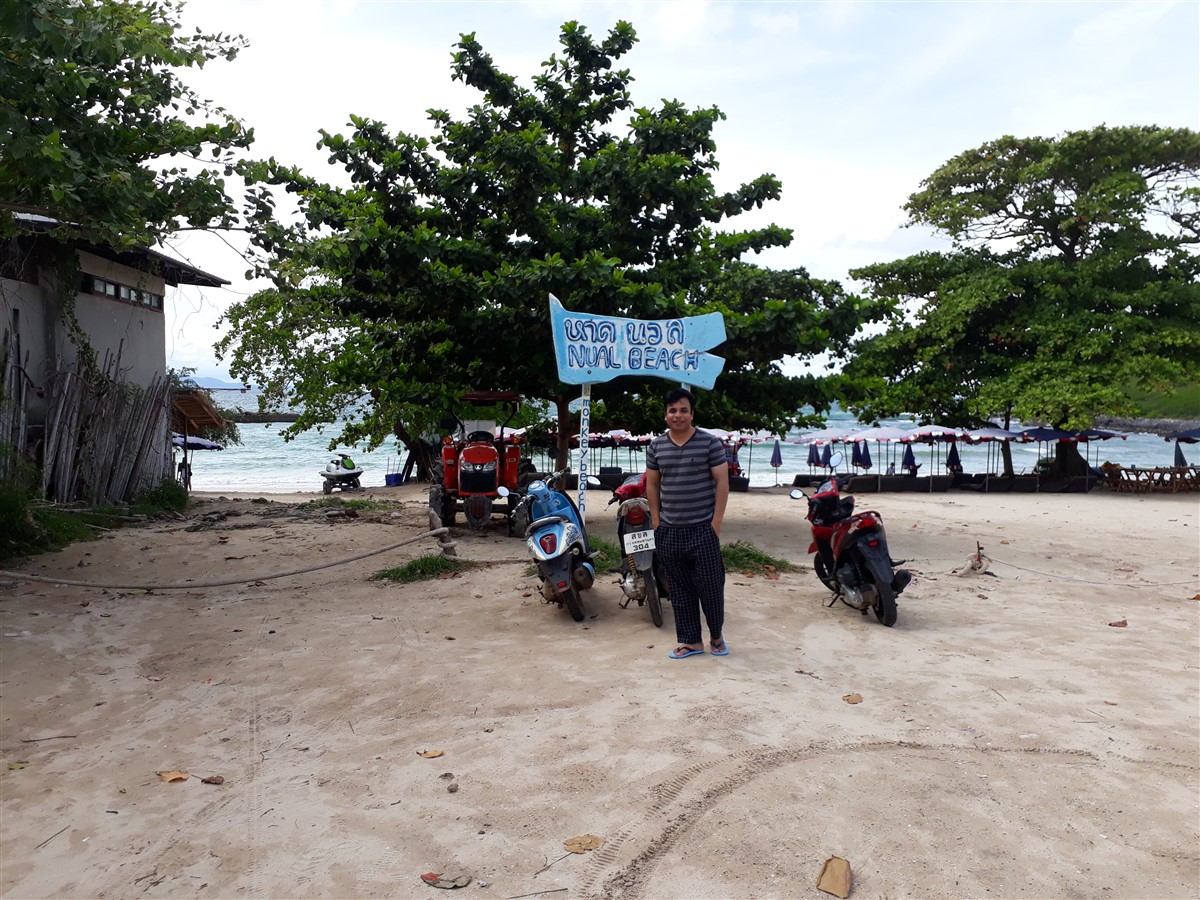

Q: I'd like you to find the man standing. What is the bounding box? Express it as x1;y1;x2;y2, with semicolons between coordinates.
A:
645;388;730;659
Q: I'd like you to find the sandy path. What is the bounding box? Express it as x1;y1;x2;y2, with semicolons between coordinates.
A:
1;485;1197;898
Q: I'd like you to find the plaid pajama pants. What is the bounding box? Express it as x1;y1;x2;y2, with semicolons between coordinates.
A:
655;523;725;645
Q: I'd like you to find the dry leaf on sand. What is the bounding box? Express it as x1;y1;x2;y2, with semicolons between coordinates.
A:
418;749;444;758
1108;619;1128;628
563;833;605;853
420;872;472;889
842;693;863;704
157;770;189;782
817;855;852;898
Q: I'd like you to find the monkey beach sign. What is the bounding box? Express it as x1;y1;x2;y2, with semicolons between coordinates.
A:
548;294;727;519
549;295;726;390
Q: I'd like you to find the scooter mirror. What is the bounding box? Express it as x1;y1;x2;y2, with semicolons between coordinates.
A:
585;475;603;487
496;486;510;498
789;489;804;500
828;450;844;469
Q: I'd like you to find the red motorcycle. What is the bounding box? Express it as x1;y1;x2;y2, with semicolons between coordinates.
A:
791;451;911;626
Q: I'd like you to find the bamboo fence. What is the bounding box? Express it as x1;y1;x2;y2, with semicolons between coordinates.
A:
36;347;173;504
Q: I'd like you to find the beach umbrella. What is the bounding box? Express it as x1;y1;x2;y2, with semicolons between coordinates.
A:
171;432;224;451
820;443;832;468
1019;426;1076;442
946;441;962;473
844;425;909;471
850;441;864;468
1175;441;1189;468
901;443;918;473
1019;426;1077;473
770;439;783;485
859;440;872;470
1165;427;1200;443
807;443;821;467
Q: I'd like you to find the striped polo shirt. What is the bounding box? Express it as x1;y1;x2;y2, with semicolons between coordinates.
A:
646;429;727;526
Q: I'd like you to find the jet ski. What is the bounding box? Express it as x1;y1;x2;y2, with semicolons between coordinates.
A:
320;453;364;494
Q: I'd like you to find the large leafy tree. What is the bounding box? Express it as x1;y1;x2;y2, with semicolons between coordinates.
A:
0;0;252;249
219;21;873;471
844;125;1200;470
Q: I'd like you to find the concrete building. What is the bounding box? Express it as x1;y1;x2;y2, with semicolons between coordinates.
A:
1;215;228;501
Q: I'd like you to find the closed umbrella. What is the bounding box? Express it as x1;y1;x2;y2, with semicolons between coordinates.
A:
946;441;962;473
851;441;864;468
807;443;821;467
820;443;832;468
770;439;783;485
1165;429;1199;469
859;440;872;470
901;443;918;474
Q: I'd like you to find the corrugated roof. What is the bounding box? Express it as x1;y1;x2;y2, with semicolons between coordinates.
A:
9;212;229;287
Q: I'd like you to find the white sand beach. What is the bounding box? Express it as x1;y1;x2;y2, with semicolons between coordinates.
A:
1;483;1197;898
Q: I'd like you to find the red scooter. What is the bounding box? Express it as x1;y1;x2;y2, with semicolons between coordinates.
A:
790;451;911;626
606;473;666;627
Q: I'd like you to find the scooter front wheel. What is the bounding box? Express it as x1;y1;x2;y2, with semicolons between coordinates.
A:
563;583;586;622
644;572;663;627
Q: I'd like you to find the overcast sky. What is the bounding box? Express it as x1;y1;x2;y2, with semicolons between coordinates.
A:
160;0;1199;380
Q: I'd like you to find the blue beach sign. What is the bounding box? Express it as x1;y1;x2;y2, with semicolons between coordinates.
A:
548;293;727;522
549;295;726;390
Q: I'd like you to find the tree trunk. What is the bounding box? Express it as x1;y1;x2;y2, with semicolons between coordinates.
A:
1053;441;1089;476
554;396;572;472
394;423;437;481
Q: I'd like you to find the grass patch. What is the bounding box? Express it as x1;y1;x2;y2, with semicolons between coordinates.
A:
131;478;189;513
373;553;477;584
305;497;400;512
721;540;798;576
0;490;108;564
587;535;624;576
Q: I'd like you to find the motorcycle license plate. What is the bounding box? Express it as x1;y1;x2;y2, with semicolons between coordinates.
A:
623;530;655;554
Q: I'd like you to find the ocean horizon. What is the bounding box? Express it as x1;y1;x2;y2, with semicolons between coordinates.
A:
185;392;1190;494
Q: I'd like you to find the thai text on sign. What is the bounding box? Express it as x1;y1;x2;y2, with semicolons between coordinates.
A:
549;295;726;389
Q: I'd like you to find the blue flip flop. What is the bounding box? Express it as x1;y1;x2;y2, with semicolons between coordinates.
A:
710;640;731;656
668;646;705;659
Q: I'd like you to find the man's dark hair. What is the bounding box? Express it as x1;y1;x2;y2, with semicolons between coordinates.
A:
664;387;696;410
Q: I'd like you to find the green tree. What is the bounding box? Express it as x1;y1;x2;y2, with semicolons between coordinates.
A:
0;0;253;250
219;21;873;473
844;125;1200;473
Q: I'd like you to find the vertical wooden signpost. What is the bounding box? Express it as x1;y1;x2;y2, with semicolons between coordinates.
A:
548;294;726;520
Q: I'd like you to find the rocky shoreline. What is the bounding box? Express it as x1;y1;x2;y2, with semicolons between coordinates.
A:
1094;416;1200;436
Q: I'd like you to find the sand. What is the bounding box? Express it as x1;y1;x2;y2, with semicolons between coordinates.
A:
1;483;1197;899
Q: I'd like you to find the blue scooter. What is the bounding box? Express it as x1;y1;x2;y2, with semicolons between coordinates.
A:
498;471;597;622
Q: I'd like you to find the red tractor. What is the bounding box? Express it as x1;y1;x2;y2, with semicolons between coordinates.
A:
429;391;534;531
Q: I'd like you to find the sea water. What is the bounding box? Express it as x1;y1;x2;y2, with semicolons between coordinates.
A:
187;393;1185;494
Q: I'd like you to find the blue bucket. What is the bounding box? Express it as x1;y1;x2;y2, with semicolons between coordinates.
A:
384;473;403;487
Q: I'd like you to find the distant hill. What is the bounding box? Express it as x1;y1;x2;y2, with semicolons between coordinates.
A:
190;376;249;389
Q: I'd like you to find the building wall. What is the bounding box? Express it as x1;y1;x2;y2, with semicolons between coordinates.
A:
74;251;167;388
1;251;167;424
